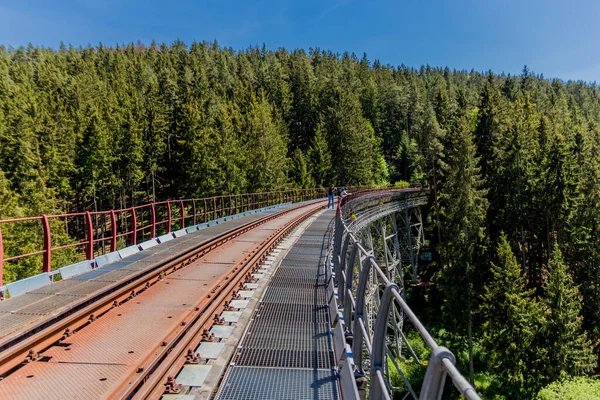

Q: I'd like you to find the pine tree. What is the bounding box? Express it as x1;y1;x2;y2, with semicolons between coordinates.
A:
306;125;332;186
321;89;374;185
541;244;595;382
481;233;544;397
564;123;600;346
396;131;423;182
289;148;313;188
214;102;246;194
287;50;317;150
439;103;488;383
245;94;288;191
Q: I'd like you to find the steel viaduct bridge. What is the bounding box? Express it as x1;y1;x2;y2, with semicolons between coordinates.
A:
0;188;480;400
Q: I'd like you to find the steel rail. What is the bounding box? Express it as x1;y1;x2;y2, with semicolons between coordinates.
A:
0;200;322;378
123;203;323;399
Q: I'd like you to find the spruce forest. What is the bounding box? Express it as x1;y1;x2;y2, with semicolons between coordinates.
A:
1;41;600;397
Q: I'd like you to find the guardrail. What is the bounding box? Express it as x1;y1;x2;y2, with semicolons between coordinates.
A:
0;186;388;287
332;190;480;400
0;189;337;287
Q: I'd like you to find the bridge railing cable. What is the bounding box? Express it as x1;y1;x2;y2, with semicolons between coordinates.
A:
332;189;481;400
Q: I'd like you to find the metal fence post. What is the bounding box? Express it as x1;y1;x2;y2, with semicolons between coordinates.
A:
180;200;185;229
167;201;172;233
41;215;52;273
370;285;400;400
352;255;376;372
110;210;117;252
341;243;359;307
85;211;94;260
150;203;156;238
213;197;217;220
130;208;137;245
0;226;4;287
420;347;455;400
332;215;345;278
337;234;351;287
192;199;197;226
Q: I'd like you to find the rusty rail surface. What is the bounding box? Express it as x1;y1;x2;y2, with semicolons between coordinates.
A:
125;203;323;399
0;200;323;381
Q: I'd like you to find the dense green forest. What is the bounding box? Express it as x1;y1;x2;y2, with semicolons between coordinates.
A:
1;41;600;397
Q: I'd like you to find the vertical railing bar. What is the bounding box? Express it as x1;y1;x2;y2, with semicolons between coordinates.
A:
192;199;197;226
150;203;156;238
110;210;117;252
166;201;172;233
85;211;94;261
0;226;3;288
180;200;185;229
130;208;137;245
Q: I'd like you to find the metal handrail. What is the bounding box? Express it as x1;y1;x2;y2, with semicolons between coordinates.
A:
332;189;481;400
0;185;386;286
0;188;341;286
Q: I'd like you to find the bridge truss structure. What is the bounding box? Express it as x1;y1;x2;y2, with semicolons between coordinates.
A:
331;189;480;400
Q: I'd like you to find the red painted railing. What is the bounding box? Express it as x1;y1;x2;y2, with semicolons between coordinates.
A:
0;189;329;286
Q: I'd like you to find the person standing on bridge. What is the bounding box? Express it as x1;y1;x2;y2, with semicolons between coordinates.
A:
327;184;336;209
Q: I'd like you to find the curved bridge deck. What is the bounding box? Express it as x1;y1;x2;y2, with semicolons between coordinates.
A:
0;189;458;400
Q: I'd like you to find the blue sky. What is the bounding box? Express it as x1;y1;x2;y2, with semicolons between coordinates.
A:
1;0;599;82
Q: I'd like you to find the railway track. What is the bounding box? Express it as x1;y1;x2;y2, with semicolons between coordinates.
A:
0;200;324;399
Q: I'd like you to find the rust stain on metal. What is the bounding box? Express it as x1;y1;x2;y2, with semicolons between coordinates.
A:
0;202;323;399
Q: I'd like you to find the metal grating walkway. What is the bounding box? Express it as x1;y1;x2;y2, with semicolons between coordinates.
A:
217;212;338;399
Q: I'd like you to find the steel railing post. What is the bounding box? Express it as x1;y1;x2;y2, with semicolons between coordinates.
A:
338;234;351;287
192;199;197;226
341;243;359;307
41;215;52;273
85;211;94;261
370;285;400;400
0;226;4;287
150;203;156;238
203;199;207;223
333;214;344;266
130;208;137;245
166;201;172;233
352;255;376;372
180;200;185;229
110;210;117;252
213;198;217;220
420;347;456;400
